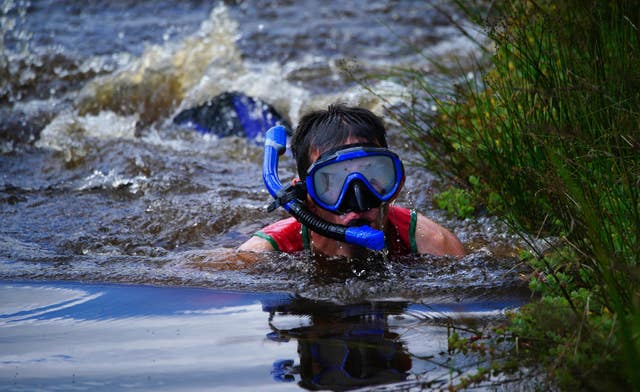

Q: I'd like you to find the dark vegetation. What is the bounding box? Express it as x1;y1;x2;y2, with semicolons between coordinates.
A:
354;0;640;389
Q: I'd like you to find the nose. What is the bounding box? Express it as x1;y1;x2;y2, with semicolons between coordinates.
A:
338;179;381;213
352;181;367;211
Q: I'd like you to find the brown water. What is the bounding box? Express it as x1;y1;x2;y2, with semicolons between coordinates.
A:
1;1;535;390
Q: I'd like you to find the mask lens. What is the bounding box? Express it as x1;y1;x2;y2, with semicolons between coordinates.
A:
355;155;397;195
311;154;398;206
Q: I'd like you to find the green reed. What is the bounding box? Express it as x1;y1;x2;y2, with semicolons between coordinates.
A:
364;0;640;389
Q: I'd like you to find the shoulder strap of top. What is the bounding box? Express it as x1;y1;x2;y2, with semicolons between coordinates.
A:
302;225;310;250
386;206;418;254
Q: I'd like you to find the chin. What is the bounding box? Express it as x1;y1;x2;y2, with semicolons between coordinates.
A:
330;241;372;259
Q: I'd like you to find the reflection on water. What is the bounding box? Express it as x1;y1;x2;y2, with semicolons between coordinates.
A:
0;281;526;391
0;281;298;391
264;298;412;390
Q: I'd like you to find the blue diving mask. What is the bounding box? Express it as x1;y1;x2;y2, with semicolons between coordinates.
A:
305;144;405;214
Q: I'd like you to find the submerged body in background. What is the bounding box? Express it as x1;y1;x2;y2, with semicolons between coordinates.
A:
173;91;291;138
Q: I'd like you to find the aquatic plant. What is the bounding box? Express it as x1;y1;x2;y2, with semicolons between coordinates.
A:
354;0;640;389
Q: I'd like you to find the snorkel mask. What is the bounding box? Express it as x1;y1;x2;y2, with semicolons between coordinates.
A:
263;126;404;251
306;144;405;214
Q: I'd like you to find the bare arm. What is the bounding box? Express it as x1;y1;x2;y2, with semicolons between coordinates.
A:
414;213;466;258
238;235;277;252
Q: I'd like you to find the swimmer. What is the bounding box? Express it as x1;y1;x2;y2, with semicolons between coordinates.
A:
239;104;465;258
173;91;291;138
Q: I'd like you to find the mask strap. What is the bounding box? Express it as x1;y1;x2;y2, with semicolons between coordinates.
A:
315;142;381;161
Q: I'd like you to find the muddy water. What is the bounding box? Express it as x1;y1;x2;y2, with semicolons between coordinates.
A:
1;1;533;390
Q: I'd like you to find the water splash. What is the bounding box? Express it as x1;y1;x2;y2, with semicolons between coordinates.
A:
74;4;244;125
1;0;32;103
35;110;138;161
77;169;148;194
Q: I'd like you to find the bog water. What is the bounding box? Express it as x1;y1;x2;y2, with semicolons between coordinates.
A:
1;1;532;390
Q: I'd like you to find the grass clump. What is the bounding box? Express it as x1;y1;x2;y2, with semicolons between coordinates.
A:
371;0;640;389
433;186;476;219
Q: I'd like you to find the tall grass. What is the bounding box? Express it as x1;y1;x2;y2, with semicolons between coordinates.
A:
372;0;639;388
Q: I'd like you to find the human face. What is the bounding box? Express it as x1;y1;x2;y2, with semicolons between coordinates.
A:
305;137;391;256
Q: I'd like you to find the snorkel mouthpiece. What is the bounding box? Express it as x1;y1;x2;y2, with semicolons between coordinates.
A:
262;126;385;251
345;225;385;251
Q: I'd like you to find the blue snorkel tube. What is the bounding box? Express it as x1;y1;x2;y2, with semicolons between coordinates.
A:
263;126;385;251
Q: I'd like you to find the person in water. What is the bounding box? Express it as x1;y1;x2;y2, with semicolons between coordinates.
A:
239;104;465;258
173;91;291;138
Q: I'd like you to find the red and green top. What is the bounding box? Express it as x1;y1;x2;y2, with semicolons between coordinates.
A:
252;205;418;255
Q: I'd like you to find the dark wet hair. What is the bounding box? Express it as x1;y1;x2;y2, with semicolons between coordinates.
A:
291;104;388;179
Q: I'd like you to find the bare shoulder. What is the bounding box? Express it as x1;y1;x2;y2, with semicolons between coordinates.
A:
238;235;276;252
414;213;466;258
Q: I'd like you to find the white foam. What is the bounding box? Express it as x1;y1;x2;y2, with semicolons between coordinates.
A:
77;169;148;194
77;4;243;117
36;110;138;154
